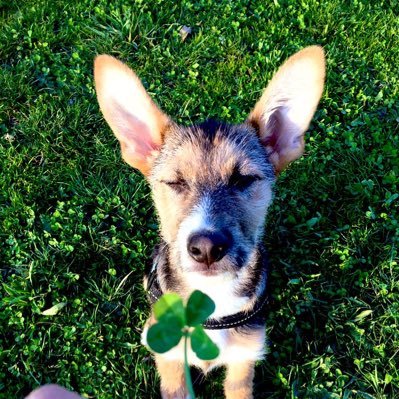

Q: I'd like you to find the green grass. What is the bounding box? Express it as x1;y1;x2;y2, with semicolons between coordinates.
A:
1;0;398;398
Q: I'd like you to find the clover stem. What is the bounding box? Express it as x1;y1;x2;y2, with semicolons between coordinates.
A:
183;332;195;399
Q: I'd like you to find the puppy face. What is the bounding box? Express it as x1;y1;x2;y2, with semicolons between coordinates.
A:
149;121;275;276
94;47;325;277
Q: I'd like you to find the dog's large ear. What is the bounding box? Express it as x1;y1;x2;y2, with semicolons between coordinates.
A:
248;46;325;173
94;55;170;175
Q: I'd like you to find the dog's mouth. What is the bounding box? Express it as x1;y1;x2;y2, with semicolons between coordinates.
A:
181;249;247;276
190;267;221;276
189;261;230;276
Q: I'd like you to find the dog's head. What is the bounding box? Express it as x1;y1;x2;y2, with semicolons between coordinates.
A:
94;47;325;277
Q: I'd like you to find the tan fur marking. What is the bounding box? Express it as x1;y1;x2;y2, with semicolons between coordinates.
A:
224;361;255;399
155;355;188;399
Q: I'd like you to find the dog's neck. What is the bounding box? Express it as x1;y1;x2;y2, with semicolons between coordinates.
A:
149;240;269;319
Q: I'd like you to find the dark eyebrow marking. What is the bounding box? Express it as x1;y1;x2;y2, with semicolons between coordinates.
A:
175;170;184;181
230;164;243;181
231;164;263;180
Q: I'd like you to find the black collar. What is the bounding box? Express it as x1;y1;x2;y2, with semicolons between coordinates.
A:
146;252;269;330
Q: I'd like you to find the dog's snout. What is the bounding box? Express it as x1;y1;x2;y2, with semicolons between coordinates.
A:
187;231;232;266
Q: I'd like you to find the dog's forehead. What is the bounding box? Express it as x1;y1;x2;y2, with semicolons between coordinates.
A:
155;120;271;181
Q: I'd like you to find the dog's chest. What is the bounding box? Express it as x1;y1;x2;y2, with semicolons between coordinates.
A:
184;272;249;319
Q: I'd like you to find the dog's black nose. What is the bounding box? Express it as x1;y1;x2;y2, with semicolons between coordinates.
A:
187;231;232;266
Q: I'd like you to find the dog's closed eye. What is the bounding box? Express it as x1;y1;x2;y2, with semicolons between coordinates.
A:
229;167;262;191
161;179;189;193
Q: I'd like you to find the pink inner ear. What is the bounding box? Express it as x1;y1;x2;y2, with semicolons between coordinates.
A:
114;103;161;159
258;106;305;173
261;107;283;150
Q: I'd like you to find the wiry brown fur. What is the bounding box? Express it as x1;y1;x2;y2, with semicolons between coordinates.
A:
150;121;275;281
94;46;325;398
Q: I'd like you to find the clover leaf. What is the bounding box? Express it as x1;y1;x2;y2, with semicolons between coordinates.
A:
190;325;220;360
153;292;185;327
147;322;183;353
186;290;215;326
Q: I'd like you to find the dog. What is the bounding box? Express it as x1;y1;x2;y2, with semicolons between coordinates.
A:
94;46;325;399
